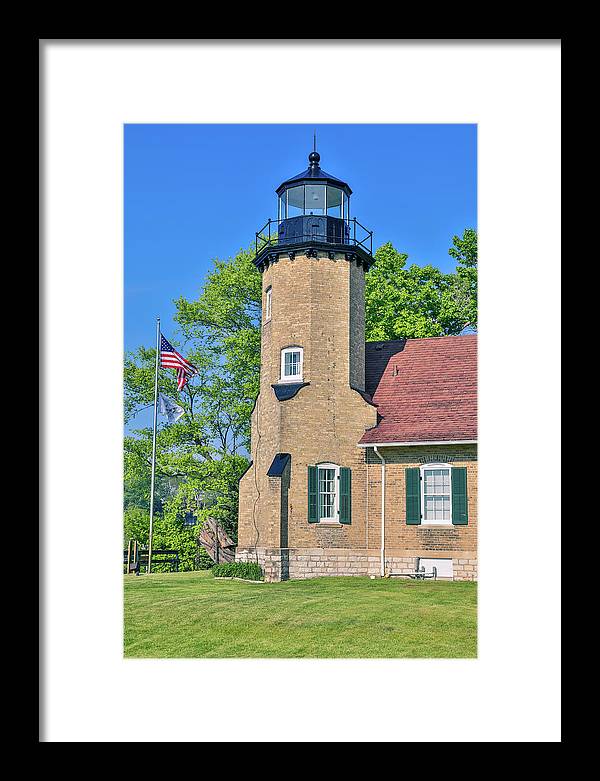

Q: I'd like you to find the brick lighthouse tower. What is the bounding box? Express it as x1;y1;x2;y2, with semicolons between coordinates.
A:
236;145;378;581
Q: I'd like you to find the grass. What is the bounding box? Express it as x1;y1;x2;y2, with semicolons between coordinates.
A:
124;571;477;658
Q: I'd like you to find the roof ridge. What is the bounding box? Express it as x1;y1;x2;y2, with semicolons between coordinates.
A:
366;334;476;346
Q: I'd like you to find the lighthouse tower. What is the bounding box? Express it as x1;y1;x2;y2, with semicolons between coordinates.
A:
236;147;378;581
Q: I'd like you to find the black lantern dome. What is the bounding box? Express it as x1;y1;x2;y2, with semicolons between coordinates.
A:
276;150;351;198
254;147;373;272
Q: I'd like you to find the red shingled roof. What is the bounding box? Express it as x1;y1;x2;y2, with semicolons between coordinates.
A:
359;335;477;445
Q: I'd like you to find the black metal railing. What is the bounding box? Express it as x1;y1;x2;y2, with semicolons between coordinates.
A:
255;217;373;257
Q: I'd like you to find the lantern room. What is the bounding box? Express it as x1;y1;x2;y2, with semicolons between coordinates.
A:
276;151;351;220
254;147;374;272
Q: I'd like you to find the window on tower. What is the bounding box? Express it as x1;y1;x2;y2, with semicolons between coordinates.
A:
287;186;304;217
279;185;349;219
305;184;325;215
326;187;343;218
264;286;272;323
280;346;303;383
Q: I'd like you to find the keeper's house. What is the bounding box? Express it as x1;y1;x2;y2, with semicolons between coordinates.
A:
237;149;477;582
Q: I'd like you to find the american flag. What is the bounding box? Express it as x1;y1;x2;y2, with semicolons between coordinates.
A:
160;334;198;391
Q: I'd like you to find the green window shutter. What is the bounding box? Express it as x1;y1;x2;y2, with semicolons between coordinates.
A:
451;467;468;525
308;466;318;522
339;467;351;524
405;467;421;524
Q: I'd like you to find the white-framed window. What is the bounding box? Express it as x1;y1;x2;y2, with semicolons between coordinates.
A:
317;463;339;523
264;286;272;323
421;463;453;524
280;346;303;383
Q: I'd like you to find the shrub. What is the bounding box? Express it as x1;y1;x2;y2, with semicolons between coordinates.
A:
195;547;215;570
212;561;263;581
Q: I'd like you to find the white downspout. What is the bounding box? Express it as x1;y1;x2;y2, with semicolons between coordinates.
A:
373;446;386;577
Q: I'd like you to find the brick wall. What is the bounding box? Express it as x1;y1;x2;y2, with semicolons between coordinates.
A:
364;445;477;565
239;442;478;581
238;251;377;553
349;260;366;391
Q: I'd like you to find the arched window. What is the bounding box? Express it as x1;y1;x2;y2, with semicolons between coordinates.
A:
420;463;452;524
280;346;303;383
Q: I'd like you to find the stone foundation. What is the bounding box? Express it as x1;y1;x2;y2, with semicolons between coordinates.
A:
236;547;477;582
235;548;285;582
453;558;478;581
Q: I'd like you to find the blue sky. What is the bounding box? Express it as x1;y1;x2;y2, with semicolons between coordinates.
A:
125;123;477;356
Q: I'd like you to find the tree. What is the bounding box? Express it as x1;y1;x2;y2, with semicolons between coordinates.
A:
365;229;477;340
124;246;261;558
443;228;477;332
365;243;447;340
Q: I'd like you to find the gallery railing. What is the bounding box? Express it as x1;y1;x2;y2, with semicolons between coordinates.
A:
255;217;373;257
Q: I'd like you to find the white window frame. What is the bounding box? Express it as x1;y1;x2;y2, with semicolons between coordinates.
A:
280;346;303;384
264;286;272;323
420;463;453;525
316;462;340;524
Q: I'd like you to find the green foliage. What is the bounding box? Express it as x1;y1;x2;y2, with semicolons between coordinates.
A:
444;228;478;331
448;227;477;268
124;507;201;571
124;467;176;517
365;229;477;341
123;506;150;547
195;547;215;570
124;245;261;568
365;243;445;339
212;561;263;581
149;515;200;572
174;246;262;438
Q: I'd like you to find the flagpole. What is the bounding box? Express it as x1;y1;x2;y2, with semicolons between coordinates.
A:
148;316;160;575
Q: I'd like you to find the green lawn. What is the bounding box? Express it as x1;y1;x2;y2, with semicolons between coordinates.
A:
124;571;477;658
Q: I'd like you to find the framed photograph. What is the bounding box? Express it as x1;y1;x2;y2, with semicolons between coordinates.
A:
41;39;561;743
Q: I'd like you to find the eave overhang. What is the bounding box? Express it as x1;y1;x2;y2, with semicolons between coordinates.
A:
254;241;374;273
357;439;478;448
276;169;352;197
